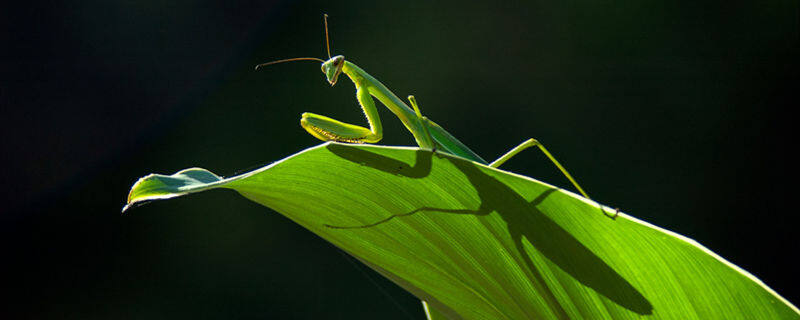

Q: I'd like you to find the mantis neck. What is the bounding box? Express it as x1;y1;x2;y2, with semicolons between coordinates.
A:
342;61;419;130
342;61;487;164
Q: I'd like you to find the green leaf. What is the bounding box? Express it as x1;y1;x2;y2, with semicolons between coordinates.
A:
125;142;799;319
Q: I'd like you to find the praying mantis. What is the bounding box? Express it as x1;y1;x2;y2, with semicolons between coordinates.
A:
256;14;596;205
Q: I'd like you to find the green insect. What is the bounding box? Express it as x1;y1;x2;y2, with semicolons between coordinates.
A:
256;14;593;203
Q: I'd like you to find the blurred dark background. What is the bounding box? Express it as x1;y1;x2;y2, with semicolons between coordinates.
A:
1;0;797;318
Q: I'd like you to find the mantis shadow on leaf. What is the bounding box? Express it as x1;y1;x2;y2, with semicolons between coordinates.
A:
326;143;434;178
325;144;653;316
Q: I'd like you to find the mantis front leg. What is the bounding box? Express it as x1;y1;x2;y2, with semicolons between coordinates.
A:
300;85;383;144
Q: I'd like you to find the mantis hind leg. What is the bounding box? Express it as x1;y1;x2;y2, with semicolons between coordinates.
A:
300;86;383;143
490;138;591;200
492;139;619;218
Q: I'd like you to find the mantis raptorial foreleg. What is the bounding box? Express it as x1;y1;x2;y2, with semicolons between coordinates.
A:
490;138;591;200
300;85;383;144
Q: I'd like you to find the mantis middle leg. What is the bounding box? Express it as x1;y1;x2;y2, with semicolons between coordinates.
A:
407;95;436;151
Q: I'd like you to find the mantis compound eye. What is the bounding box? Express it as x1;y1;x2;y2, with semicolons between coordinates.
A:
332;55;344;66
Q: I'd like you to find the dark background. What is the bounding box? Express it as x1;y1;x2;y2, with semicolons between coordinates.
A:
2;0;797;318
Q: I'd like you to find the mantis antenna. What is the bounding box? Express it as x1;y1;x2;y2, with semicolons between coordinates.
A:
254;15;333;70
254;57;325;70
324;14;331;59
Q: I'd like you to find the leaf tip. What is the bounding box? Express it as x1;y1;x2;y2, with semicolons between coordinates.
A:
122;167;223;213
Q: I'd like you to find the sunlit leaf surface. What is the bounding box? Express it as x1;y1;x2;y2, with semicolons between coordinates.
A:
126;143;799;319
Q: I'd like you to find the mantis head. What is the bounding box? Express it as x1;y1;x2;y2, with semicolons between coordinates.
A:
321;55;345;86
